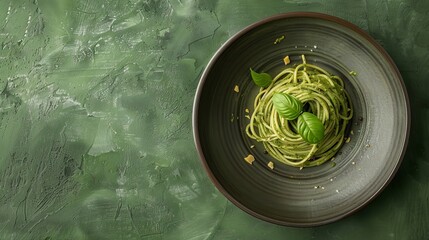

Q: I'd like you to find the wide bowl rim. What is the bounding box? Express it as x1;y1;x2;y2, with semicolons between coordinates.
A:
192;11;410;227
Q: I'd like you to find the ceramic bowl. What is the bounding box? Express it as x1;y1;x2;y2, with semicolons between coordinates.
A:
193;12;410;226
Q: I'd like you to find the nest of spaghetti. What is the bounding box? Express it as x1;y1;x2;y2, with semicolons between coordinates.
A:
246;56;353;168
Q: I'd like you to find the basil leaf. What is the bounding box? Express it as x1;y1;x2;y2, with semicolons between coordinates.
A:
250;68;272;87
272;93;303;120
297;112;325;144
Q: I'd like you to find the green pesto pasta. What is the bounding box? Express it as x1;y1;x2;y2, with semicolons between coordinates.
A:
245;55;353;167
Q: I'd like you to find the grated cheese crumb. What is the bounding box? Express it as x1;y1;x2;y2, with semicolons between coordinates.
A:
234;85;239;93
245;108;250;113
267;161;274;170
244;154;255;165
283;55;291;65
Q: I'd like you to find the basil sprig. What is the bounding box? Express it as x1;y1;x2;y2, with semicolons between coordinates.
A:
272;93;324;144
272;93;302;120
250;68;272;88
297;112;325;144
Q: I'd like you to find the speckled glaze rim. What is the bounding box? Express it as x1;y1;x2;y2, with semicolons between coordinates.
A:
192;12;410;227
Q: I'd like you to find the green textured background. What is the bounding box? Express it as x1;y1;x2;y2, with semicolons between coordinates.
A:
0;0;427;239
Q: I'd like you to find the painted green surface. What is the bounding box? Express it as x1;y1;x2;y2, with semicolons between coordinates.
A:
0;0;427;239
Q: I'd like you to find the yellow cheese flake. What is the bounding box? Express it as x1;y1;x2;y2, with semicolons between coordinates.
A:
244;154;255;165
245;108;250;113
283;55;290;65
345;137;351;143
267;161;274;170
234;85;239;93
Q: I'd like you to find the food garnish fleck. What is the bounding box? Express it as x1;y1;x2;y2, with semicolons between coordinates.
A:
244;154;255;165
234;85;240;93
349;71;357;76
283;55;291;65
274;35;285;44
267;161;274;169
